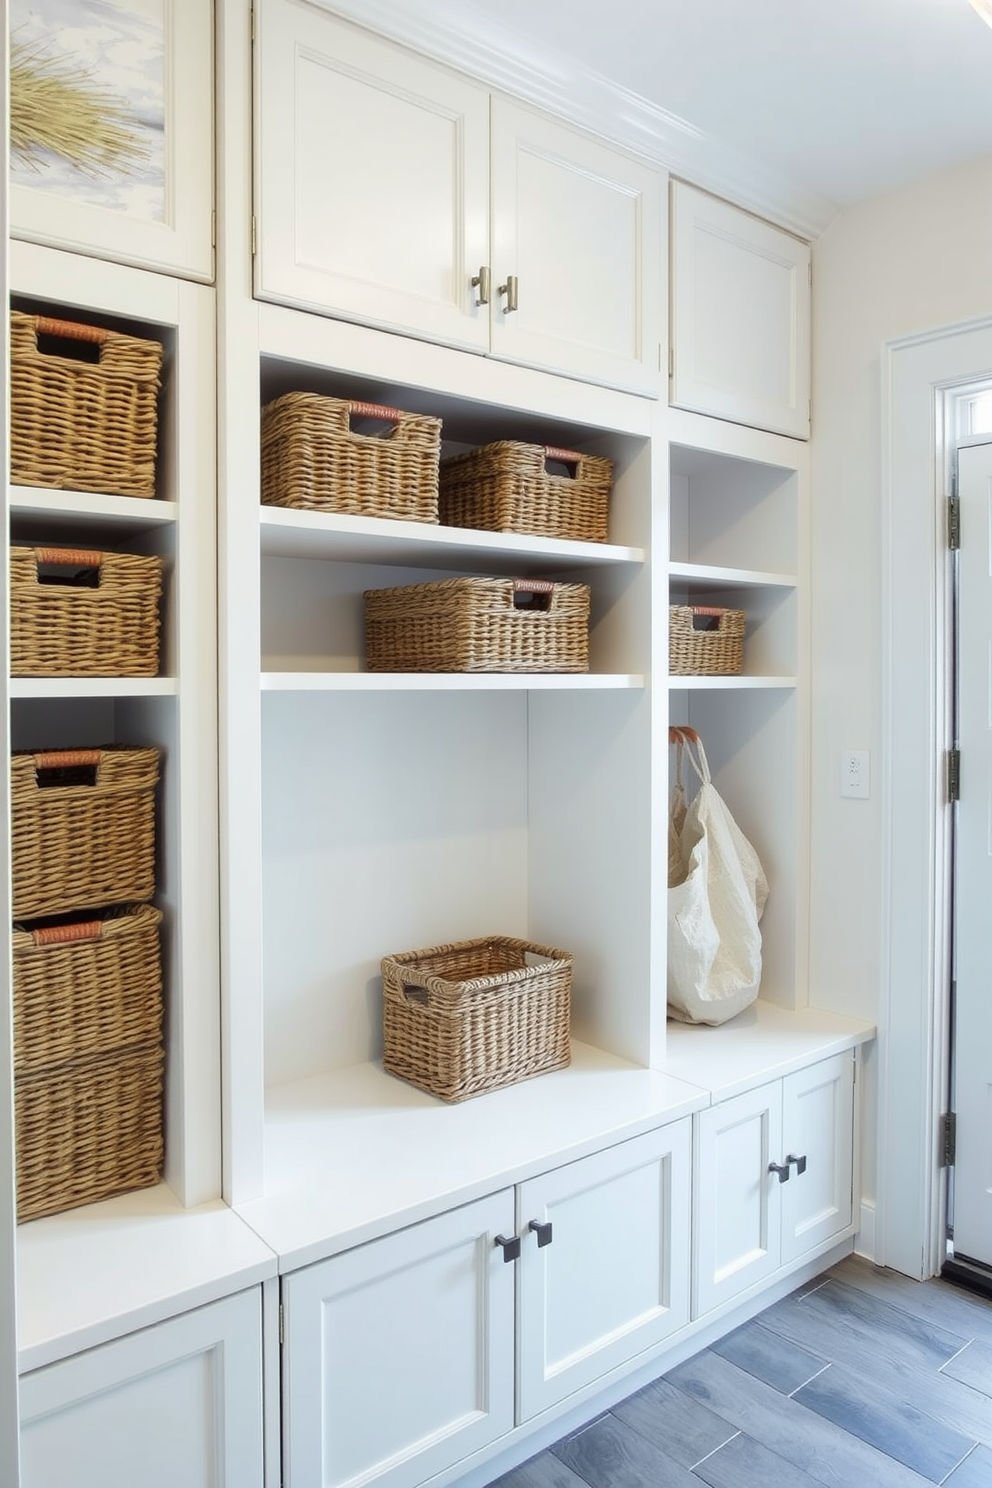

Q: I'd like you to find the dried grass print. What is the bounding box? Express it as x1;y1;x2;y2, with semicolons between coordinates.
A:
10;37;147;177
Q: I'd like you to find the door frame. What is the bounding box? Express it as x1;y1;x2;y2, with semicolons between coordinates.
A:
879;316;992;1280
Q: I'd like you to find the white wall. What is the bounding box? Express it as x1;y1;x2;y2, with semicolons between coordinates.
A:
809;152;992;1212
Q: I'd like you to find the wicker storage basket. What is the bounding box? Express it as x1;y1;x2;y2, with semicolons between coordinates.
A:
261;392;441;523
11;747;160;919
15;1043;164;1221
11;545;163;677
669;605;745;676
12;905;163;1076
10;310;163;498
439;441;612;543
381;936;573;1102
365;576;590;673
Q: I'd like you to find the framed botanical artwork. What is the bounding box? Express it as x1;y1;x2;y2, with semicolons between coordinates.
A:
9;0;214;281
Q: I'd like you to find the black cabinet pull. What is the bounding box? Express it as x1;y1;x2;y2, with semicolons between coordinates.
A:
768;1161;791;1183
494;1233;521;1262
787;1153;808;1176
529;1219;553;1247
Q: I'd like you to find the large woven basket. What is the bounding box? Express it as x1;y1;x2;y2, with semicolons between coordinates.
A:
381;936;573;1102
15;1043;164;1221
13;905;163;1075
11;545;163;677
261;392;441;523
365;576;590;672
439;441;613;543
669;605;745;676
10;310;163;498
11;747;160;919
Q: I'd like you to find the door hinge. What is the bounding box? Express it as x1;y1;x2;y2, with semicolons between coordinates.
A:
808;259;812;288
941;1111;957;1167
251;215;257;257
211;209;216;249
668;345;675;379
948;495;961;550
251;5;256;41
948;748;961;803
278;1303;285;1346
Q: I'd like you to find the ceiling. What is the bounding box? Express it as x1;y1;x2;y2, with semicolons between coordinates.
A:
331;0;992;237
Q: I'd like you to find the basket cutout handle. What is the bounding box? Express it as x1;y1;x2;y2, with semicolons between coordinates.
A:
688;606;730;632
31;919;104;947
31;749;101;789
31;547;103;589
544;446;581;479
512;578;555;612
347;401;405;440
32;315;109;366
398;979;431;1006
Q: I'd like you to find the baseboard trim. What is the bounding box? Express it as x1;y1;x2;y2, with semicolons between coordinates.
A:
855;1200;876;1263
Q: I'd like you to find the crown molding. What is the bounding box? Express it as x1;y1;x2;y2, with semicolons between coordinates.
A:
310;0;839;238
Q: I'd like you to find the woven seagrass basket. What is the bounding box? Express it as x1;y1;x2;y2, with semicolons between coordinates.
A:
261;392;441;523
11;545;163;677
669;605;745;676
15;1043;164;1221
11;747;160;919
381;936;573;1102
10;310;163;498
12;905;163;1075
364;576;590;672
439;441;612;543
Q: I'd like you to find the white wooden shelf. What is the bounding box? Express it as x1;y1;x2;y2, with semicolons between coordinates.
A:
233;1041;710;1272
261;671;645;692
15;1185;276;1374
10;487;177;537
260;507;644;572
668;561;797;591
668;675;796;690
10;678;177;699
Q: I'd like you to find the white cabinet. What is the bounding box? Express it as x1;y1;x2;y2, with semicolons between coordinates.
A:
9;0;214;282
18;1290;264;1488
280;1121;691;1488
254;1;663;394
670;182;811;438
515;1121;691;1419
692;1052;855;1317
281;1192;516;1488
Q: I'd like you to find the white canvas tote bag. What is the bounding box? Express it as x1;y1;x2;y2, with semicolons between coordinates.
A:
667;734;768;1025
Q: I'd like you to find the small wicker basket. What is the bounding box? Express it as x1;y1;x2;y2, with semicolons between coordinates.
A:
381;936;573;1102
261;392;441;523
15;1044;164;1222
10;310;163;498
365;576;590;673
439;441;612;543
10;545;163;677
11;747;160;919
669;605;745;676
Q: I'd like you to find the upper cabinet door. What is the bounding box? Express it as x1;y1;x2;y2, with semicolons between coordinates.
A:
8;0;214;281
670;182;811;439
255;0;490;351
490;99;664;396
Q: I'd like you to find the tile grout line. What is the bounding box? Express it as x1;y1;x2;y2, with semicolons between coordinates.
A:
689;1429;742;1473
938;1340;975;1375
937;1441;981;1485
788;1360;832;1398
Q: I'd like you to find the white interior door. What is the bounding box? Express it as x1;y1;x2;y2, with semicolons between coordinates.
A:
951;438;992;1267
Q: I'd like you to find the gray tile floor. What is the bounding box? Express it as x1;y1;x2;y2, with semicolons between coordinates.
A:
491;1255;992;1488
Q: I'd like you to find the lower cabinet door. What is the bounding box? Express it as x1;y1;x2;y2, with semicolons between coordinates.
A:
281;1191;515;1488
781;1053;855;1264
693;1082;783;1318
19;1289;264;1488
515;1120;691;1420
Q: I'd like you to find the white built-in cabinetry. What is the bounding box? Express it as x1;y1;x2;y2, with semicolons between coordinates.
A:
0;4;874;1487
255;0;664;395
669;180;812;438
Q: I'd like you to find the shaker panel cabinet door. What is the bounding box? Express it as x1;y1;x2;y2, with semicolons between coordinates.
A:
281;1191;515;1488
18;1290;264;1488
781;1053;855;1264
490;99;664;396
516;1120;691;1420
670;182;811;438
693;1083;783;1317
255;0;490;350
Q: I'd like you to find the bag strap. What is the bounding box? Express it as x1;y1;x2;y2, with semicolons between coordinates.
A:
681;735;712;787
